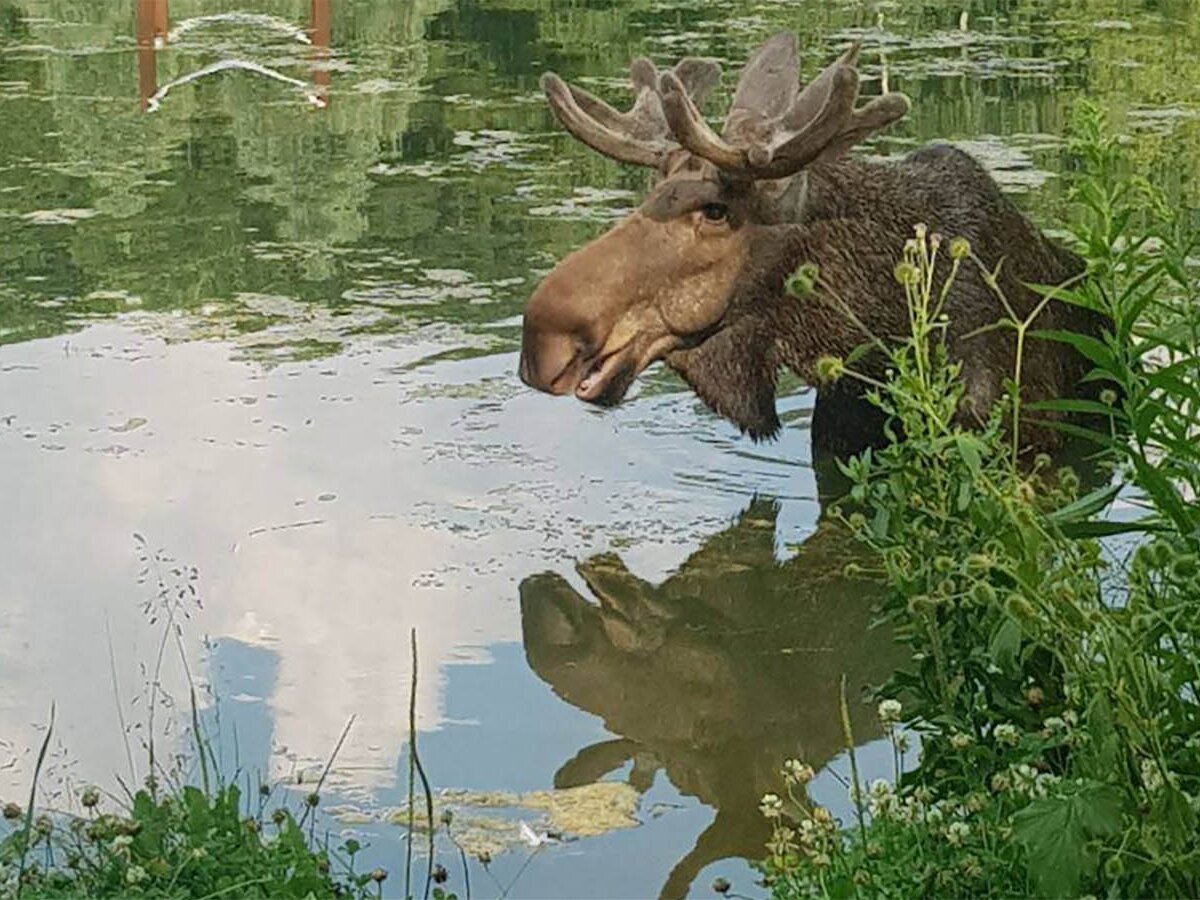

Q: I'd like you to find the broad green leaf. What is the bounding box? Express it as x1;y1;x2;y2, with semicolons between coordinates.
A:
954;433;984;480
956;477;972;511
1151;784;1198;849
1027;398;1126;420
988;618;1022;673
1059;518;1168;538
1080;693;1119;776
1012;782;1124;897
1030;329;1117;370
1046;482;1122;524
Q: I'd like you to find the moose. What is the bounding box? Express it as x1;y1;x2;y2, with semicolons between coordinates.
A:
518;32;1107;455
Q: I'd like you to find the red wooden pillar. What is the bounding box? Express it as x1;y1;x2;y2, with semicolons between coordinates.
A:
310;0;331;108
136;0;168;111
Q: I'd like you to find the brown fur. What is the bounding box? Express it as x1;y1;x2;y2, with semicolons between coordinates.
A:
664;146;1104;452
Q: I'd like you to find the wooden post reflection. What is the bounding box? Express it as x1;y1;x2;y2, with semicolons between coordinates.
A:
310;0;331;108
136;0;169;111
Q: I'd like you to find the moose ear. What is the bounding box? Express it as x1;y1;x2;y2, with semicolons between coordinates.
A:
667;320;781;440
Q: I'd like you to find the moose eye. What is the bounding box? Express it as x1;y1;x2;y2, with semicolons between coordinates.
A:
700;202;728;223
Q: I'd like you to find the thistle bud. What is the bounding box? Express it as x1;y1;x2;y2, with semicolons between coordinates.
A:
1005;593;1036;621
812;355;843;384
786;263;820;300
907;594;937;615
893;261;919;286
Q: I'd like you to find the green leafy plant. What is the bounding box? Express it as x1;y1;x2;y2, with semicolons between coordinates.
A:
762;105;1200;899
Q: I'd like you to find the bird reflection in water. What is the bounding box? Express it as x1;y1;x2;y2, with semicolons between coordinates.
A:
520;497;905;899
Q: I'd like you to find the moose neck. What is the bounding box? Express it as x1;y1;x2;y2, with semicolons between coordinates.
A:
795;157;892;223
736;215;904;379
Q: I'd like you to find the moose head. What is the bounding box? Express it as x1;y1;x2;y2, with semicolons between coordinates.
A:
518;33;910;437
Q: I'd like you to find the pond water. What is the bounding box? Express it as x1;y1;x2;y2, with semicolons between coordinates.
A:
1;1;1197;897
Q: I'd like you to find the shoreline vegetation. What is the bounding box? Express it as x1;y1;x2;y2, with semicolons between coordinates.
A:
0;628;456;900
758;104;1199;899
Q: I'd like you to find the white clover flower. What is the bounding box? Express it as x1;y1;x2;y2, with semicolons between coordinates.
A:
990;772;1011;793
783;758;815;786
1140;759;1165;793
1011;764;1038;796
993;723;1020;747
125;865;148;885
759;793;783;819
798;818;819;844
924;803;945;826
1033;773;1061;798
878;699;902;724
865;779;897;817
950;731;974;750
1042;716;1067;733
945;821;970;846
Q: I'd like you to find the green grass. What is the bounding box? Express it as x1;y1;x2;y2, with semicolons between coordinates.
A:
759;104;1200;899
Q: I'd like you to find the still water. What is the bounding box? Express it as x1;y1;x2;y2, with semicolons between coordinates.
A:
1;1;1197;896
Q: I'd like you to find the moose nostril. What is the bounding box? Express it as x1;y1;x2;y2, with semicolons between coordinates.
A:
518;347;536;387
518;319;586;395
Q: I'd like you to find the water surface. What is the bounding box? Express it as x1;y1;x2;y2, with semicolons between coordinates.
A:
1;1;1198;896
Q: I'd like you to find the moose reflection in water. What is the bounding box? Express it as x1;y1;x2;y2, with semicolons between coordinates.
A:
520;497;904;899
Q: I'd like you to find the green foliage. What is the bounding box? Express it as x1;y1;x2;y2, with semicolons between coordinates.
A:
1010;780;1123;898
0;783;369;899
763;108;1200;899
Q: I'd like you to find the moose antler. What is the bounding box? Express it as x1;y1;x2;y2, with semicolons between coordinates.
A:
540;57;721;168
540;34;908;177
658;38;910;180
